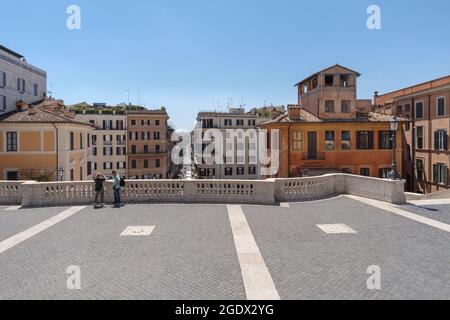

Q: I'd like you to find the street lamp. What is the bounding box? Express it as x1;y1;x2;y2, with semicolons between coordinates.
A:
387;116;401;180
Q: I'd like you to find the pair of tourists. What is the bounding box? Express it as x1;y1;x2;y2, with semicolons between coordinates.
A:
94;171;125;208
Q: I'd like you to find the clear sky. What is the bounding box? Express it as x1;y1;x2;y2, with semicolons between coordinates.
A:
1;0;450;129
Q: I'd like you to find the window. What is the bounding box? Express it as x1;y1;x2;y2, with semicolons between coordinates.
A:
80;167;83;181
340;75;349;87
0;71;5;88
237;167;244;176
434;130;448;150
405;104;411;113
416;159;424;181
155;120;160;126
433;163;448;185
156;145;161;153
33;83;38;96
248;119;256;126
416;126;424;149
17;78;25;93
357;131;374;150
437;97;445;116
360;168;370;177
144;145;149;153
70;132;74;150
131;160;137;169
0;95;6;111
397;106;403;115
225;167;233;176
379;131;394;149
292;131;302;150
87;134;90;148
154;132;161;140
131;120;136;126
117;162;126;169
325;75;334;86
104;162;113;170
116;120;124;130
236;120;244;126
70;169;74;181
6;132;17;152
249;166;257;175
416;101;424;119
325;131;335;150
144;160;149;169
379;168;391;179
224;119;232;126
80;133;83;149
103;147;113;156
341;131;351;150
92;147;97;156
325;100;335;113
341;100;351;113
131;145;136;154
155;159;161;168
142;132;148;140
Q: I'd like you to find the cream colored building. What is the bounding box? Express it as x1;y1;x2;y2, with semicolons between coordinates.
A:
0;100;93;181
74;109;127;178
195;108;270;179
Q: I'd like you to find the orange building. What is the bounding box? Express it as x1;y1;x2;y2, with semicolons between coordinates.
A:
260;65;404;179
0;100;93;181
374;75;450;193
127;109;170;179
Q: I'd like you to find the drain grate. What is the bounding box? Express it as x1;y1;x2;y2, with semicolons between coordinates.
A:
317;224;357;234
120;226;155;236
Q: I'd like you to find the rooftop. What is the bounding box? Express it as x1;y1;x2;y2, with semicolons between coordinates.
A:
375;74;450;105
0;44;24;59
294;64;361;87
0;101;93;126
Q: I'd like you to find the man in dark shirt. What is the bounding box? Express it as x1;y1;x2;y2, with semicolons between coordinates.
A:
94;173;107;208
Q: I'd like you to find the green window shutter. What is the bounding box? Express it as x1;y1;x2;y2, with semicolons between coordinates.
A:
434;131;439;150
368;131;374;149
445;167;449;185
444;132;448;151
433;164;438;184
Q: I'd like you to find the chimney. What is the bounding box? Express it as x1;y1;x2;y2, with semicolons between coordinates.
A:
287;104;302;120
373;91;379;105
16;101;29;112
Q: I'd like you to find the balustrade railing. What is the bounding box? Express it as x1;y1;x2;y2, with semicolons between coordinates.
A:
0;174;406;207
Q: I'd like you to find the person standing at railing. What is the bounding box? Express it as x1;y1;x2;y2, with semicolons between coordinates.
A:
94;173;107;208
112;171;122;208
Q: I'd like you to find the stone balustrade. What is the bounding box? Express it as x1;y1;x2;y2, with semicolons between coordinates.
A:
0;181;26;205
0;174;406;208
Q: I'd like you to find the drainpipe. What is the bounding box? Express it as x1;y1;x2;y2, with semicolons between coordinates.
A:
428;95;433;192
52;123;59;181
288;123;292;178
411;98;416;193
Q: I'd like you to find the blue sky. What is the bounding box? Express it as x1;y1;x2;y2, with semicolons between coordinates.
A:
1;0;450;129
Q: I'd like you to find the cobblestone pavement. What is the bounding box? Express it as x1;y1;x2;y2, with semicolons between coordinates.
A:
399;203;450;225
0;197;449;300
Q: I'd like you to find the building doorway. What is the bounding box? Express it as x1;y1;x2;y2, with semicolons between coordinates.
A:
308;132;317;160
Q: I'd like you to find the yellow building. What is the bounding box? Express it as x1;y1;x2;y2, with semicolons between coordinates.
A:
0;100;93;181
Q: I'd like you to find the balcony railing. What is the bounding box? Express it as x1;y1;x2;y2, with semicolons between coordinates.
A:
0;174;406;207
